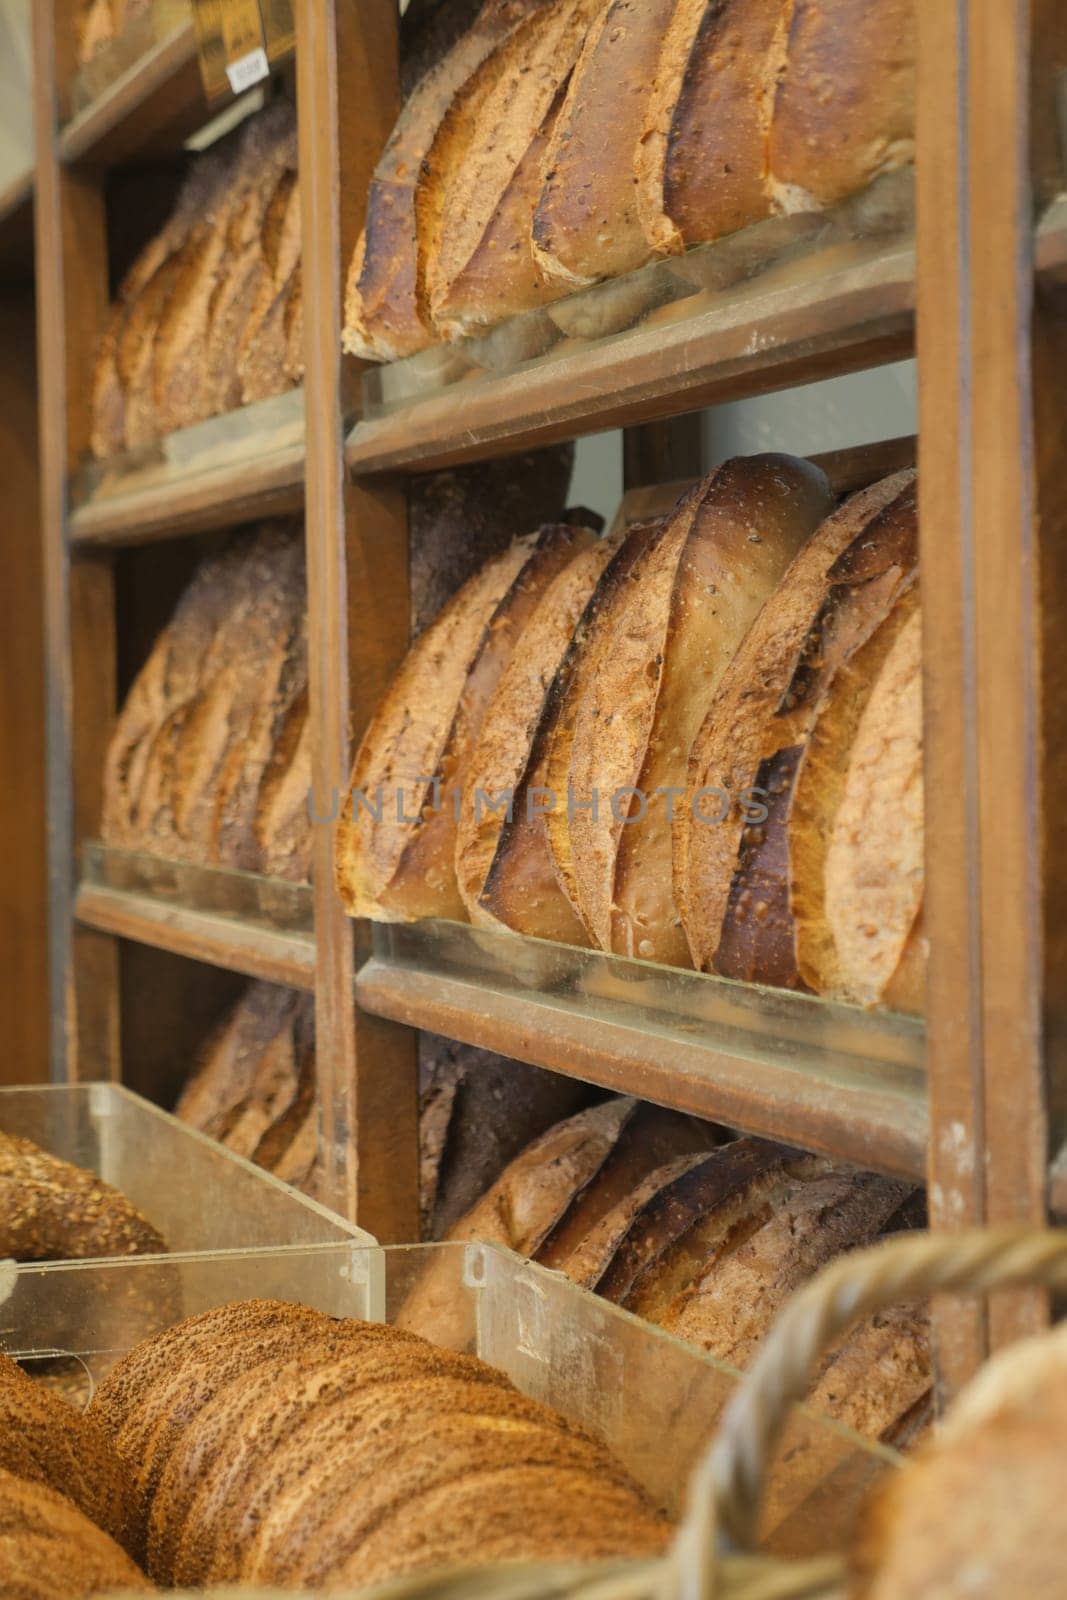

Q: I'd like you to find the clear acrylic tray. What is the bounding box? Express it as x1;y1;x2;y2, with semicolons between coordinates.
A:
66;0;193;120
1;1239;896;1555
0;1082;367;1257
81;841;313;936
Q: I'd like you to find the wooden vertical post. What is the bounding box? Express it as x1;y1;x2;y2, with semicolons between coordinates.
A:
33;0;120;1081
296;0;419;1239
919;0;1067;1389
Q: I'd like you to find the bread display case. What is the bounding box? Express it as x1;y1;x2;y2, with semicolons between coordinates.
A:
0;1082;371;1255
1;1237;895;1555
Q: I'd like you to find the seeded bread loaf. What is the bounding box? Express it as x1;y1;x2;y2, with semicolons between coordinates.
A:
0;1353;138;1554
0;1131;165;1263
564;457;832;966
336;525;589;923
0;1468;150;1599
681;471;918;986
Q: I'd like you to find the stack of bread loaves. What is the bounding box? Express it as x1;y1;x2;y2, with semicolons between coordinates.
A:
101;522;313;883
399;1098;932;1470
86;1298;670;1589
0;1352;148;1598
345;0;916;359
336;457;925;1013
91;97;301;459
175;981;318;1194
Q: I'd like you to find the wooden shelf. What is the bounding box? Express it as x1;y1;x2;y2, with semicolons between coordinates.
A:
75;843;314;988
59;23;204;166
355;922;927;1182
68;391;305;547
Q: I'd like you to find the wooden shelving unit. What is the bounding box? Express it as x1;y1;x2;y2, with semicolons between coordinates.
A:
28;0;1067;1392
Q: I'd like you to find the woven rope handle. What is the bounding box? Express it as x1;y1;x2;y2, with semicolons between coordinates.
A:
672;1223;1067;1597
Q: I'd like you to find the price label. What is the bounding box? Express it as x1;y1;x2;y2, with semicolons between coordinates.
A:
192;0;282;99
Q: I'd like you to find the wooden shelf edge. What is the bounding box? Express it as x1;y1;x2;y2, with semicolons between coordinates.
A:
69;442;305;546
346;245;916;476
59;24;203;166
75;882;315;989
355;956;927;1182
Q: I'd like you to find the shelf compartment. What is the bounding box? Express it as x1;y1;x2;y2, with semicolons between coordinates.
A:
60;7;203;166
348;230;914;476
68;387;305;546
0;168;33;277
76;842;314;988
355;920;927;1180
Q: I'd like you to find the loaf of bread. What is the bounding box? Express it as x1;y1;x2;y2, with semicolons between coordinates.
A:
347;0;915;358
0;1352;138;1554
562;456;832;965
175;982;316;1189
852;1319;1067;1597
89;1297;669;1588
0;1130;165;1263
455;531;616;930
345;0;556;361
336;524;591;922
90;101;300;459
681;470;919;995
101;522;313;883
0;1467;150;1599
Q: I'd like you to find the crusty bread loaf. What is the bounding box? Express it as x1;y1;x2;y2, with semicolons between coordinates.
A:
238;165;301;405
425;0;607;340
637;0;788;255
532;0;677;288
456;530;611;930
682;471;918;986
564;457;831;966
769;0;916;213
175;982;316;1180
336;525;588;923
0;1467;150;1599
790;588;920;1003
823;606;923;1009
0;1131;165;1263
0;1352;138;1554
344;0;554;362
851;1319;1067;1598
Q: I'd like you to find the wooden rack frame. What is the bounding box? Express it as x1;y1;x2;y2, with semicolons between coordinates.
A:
27;0;1067;1393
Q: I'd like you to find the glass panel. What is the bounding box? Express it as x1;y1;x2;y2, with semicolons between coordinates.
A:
81;840;313;936
2;1240;896;1557
368;919;925;1081
66;0;192;118
0;1082;367;1254
69;385;306;518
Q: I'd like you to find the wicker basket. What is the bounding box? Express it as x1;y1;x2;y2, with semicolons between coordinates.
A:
118;1227;1067;1600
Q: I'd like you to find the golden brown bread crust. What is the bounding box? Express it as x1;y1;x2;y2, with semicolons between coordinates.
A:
683;472;918;987
344;0;552;362
0;1353;138;1555
851;1322;1067;1598
425;0;606;340
456;530;609;931
769;0;916;212
824;606;923;1009
565;457;831;966
337;526;586;923
789;587;919;1000
0;1131;165;1264
661;0;788;247
532;0;678;288
0;1467;150;1599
